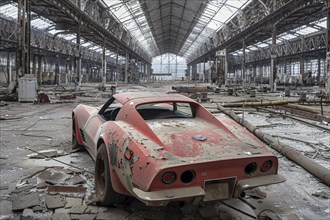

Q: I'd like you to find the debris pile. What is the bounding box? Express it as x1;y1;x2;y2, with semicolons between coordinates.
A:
7;166;106;219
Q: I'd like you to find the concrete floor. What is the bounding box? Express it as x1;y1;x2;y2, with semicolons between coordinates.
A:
0;83;329;219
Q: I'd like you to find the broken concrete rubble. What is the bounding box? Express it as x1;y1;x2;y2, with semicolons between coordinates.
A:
22;208;53;219
38;169;70;185
65;174;86;185
27;149;66;159
11;192;40;211
69;205;87;214
52;212;71;220
45;194;66;209
65;197;83;208
11;184;34;194
36;181;48;189
71;213;97;220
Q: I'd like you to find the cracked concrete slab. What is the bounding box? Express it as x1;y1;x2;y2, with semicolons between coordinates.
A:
84;206;99;214
54;208;70;214
65;175;85;185
52;213;71;220
45;194;66;209
11;184;34;194
36;181;48;189
22;208;53;219
65;197;83;208
0;183;9;190
71;213;97;220
95;209;131;220
12;192;40;211
70;205;87;214
38;169;69;185
32;206;43;212
27;149;66;159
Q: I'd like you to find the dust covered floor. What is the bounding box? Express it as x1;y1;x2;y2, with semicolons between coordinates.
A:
0;83;329;219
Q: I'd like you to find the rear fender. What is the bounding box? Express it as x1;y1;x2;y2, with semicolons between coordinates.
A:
97;135;130;196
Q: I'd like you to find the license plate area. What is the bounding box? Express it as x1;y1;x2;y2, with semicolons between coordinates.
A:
203;177;236;202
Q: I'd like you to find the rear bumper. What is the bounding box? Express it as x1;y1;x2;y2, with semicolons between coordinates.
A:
232;174;286;198
132;174;285;206
132;187;205;206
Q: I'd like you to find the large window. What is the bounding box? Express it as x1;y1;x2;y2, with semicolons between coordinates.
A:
152;54;187;79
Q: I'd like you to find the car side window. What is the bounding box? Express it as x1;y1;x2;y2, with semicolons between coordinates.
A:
99;97;123;121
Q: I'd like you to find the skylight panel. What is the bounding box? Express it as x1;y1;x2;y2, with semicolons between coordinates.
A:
280;34;296;40
255;42;269;48
181;0;250;58
105;0;158;57
31;18;53;30
295;26;318;35
0;3;17;18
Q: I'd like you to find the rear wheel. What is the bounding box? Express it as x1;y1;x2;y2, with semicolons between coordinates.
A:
95;143;126;206
72;117;83;151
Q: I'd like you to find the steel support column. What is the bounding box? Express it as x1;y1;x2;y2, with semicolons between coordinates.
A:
208;58;212;83
102;37;106;86
65;58;68;84
7;52;12;83
253;64;256;84
317;57;321;85
242;38;246;86
187;65;191;81
192;63;197;81
225;49;228;85
326;9;330;99
300;56;305;85
203;61;205;82
143;63;146;80
75;23;82;91
175;56;178;79
115;45;119;82
16;0;31;79
270;25;277;91
125;51;129;84
215;56;218;84
32;55;37;76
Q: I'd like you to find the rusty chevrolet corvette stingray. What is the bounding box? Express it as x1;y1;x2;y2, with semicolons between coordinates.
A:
72;92;285;206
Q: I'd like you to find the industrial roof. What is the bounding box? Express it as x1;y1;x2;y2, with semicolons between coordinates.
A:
0;0;327;60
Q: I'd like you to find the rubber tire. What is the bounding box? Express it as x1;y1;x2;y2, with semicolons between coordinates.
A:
72;118;83;151
95;143;127;206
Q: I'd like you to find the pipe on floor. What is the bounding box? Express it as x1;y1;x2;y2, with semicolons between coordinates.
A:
222;100;288;108
217;104;330;187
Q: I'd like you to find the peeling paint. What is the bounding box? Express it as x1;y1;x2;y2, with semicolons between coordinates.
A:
109;141;118;166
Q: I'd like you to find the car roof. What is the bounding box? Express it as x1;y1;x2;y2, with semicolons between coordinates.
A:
113;92;196;105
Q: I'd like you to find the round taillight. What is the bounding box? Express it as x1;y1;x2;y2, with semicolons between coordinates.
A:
245;162;257;176
260;160;273;172
161;172;176;185
180;170;195;184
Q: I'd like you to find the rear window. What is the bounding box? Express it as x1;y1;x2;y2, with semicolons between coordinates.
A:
136;102;195;120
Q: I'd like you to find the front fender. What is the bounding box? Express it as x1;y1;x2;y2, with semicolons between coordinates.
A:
73;113;84;145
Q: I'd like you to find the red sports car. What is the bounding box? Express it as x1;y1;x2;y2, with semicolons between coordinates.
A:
72;92;285;206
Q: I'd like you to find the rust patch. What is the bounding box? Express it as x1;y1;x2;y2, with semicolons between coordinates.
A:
124;148;133;160
109;141;118;166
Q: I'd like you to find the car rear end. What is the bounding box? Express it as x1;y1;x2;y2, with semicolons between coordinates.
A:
132;155;285;206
